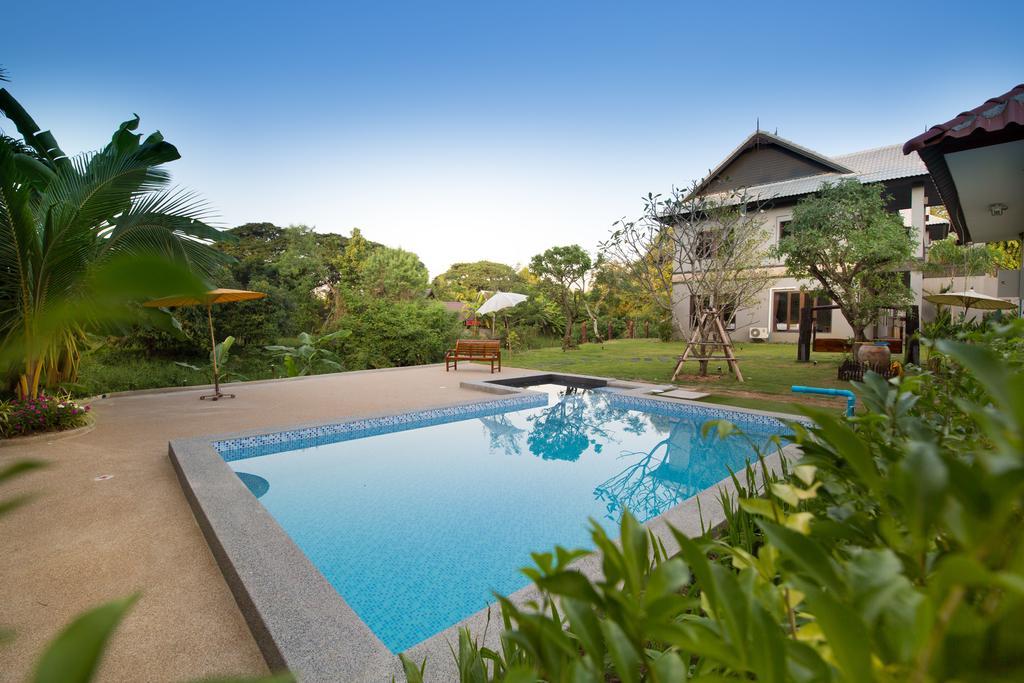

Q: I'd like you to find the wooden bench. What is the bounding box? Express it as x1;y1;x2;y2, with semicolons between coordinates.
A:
445;339;501;373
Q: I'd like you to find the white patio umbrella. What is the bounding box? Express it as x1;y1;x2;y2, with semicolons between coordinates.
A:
923;288;1017;314
477;291;529;315
476;291;529;337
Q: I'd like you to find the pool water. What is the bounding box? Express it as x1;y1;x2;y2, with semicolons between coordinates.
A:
224;385;787;652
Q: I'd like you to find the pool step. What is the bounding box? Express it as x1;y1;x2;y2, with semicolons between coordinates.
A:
656;388;711;401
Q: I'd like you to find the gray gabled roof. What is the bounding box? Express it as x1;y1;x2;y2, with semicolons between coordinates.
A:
705;143;929;206
691;130;853;198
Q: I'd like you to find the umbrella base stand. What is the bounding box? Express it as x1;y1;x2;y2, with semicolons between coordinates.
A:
200;391;235;401
200;367;233;401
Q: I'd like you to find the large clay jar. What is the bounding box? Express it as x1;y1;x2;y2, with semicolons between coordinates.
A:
858;341;891;373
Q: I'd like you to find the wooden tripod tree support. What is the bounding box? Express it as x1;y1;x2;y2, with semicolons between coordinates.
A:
671;308;744;382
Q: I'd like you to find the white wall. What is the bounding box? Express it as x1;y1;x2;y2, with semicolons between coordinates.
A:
672;278;858;343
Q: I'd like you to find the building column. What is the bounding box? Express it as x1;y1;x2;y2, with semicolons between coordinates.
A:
910;184;926;317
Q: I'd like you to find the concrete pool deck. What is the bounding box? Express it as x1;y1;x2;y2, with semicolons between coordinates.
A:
0;363;539;683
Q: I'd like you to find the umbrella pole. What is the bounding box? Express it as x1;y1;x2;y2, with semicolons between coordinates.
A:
208;304;219;396
200;303;235;401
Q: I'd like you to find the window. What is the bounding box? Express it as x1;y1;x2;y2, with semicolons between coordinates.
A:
927;223;950;243
778;219;793;241
773;291;832;332
694;231;715;259
773;291;799;331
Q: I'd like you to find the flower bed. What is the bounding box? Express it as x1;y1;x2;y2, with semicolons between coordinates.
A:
0;392;92;439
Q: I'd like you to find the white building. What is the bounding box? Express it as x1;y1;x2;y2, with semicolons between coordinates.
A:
671;130;971;347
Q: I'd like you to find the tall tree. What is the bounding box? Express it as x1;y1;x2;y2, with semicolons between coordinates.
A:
0;88;233;397
530;245;592;350
774;180;915;341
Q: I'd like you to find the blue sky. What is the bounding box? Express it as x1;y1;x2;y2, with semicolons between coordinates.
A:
5;1;1023;275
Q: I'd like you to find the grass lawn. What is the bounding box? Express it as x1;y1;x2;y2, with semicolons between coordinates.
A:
508;338;856;414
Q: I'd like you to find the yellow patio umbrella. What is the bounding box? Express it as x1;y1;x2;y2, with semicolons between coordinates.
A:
144;288;266;400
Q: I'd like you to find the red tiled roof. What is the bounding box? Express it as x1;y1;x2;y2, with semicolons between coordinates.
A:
903;84;1024;154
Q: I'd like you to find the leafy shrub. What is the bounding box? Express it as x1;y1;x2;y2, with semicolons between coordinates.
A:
595;316;628;340
509;293;565;338
656;317;675;342
265;330;351;376
174;336;246;383
1;392;91;438
503;327;563;351
925;233;1000;276
502;329;523;354
404;324;1024;681
328;297;460;369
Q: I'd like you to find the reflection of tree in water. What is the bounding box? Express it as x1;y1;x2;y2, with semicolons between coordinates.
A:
478;414;526;455
588;392;657;436
594;420;756;523
526;387;617;462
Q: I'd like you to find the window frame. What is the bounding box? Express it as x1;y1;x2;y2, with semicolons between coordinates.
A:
772;290;832;333
777;215;793;243
693;230;715;260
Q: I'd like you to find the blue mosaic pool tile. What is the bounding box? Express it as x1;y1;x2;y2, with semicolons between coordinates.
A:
607;393;812;432
215;393;548;462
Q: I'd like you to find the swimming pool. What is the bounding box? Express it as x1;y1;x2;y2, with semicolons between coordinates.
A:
213;383;789;653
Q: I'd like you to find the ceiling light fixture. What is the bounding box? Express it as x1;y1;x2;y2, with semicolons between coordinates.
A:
989;203;1008;216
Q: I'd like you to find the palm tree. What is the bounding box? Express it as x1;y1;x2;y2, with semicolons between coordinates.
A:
0;88;234;398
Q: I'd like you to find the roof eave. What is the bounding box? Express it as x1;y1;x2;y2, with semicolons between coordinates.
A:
903;83;1024;243
914;147;971;242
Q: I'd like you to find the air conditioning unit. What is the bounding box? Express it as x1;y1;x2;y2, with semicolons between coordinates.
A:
749;327;770;341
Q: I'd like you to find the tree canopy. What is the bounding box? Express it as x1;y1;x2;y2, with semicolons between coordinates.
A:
359;247;430;300
774;180;915;341
530;245;593;349
430;260;528;301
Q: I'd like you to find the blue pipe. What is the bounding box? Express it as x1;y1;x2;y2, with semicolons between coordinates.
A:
791;385;856;417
